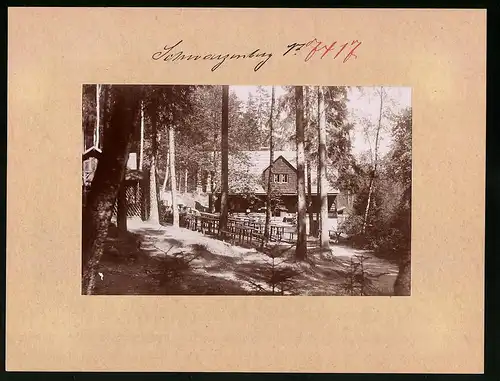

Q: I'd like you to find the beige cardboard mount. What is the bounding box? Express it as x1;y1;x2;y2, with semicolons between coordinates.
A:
7;8;485;373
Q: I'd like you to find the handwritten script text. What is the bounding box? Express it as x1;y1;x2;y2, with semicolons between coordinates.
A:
152;40;272;72
151;38;362;72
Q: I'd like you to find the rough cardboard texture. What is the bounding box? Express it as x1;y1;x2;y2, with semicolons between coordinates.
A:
7;8;485;372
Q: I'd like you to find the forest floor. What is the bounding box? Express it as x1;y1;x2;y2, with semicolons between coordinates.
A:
93;217;399;296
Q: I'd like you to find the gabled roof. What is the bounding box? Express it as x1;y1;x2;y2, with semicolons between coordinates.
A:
262;155;297;175
237;150;297;176
238;150;339;194
211;150;339;195
82;146;102;161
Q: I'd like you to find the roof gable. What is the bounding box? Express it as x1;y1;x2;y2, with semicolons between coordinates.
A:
82;146;102;161
211;150;340;194
262;155;297;175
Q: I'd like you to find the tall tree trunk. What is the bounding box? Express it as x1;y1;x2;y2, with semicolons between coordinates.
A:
316;89;321;232
100;84;109;149
139;102;145;171
148;100;160;224
82;85;139;295
318;86;330;250
139;102;147;221
168;125;179;227
307;160;313;235
208;171;214;212
134;103;141;203
196;168;202;193
295;86;307;260
394;250;411;295
184;169;188;193
219;85;229;236
210;126;218;213
263;86;275;246
117;182;127;232
317;157;320;230
162;151;170;193
305;86;314;236
149;158;160;223
362;87;384;235
95;84;101;149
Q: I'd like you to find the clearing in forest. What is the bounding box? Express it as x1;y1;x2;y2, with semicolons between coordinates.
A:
93;218;399;296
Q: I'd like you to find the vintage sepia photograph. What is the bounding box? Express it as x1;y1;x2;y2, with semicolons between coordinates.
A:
82;85;412;296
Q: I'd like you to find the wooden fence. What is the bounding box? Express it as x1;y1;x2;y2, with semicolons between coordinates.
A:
181;212;294;247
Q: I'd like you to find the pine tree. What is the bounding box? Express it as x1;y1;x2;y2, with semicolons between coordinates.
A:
295;86;307;260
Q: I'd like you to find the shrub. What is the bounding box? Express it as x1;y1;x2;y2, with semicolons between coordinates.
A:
338;214;364;236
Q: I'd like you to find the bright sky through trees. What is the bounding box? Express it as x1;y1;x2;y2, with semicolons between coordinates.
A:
232;85;411;158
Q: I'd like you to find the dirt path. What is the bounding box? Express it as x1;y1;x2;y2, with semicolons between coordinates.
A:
93;218;398;295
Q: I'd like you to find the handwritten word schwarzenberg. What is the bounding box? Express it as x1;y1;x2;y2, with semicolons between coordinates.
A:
152;40;273;72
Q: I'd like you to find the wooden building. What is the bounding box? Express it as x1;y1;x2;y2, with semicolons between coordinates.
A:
207;150;339;215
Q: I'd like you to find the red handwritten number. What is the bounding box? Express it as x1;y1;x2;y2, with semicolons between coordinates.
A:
304;40;322;61
297;38;361;63
321;42;337;59
343;40;362;63
305;40;338;62
334;43;348;59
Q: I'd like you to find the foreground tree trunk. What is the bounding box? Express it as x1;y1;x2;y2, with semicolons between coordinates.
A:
305;86;314;236
318;86;330;251
316;159;320;228
149;158;160;223
295;86;307;260
394;250;411;295
307;160;313;235
219;85;229;236
362;86;384;234
209;133;218;213
139;102;148;221
263;86;275;246
82;85;140;295
168;126;179;227
139;102;145;171
134;108;142;213
148;101;160;224
95;84;101;148
117;183;128;233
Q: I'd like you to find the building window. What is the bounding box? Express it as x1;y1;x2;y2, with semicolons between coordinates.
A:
271;173;289;183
